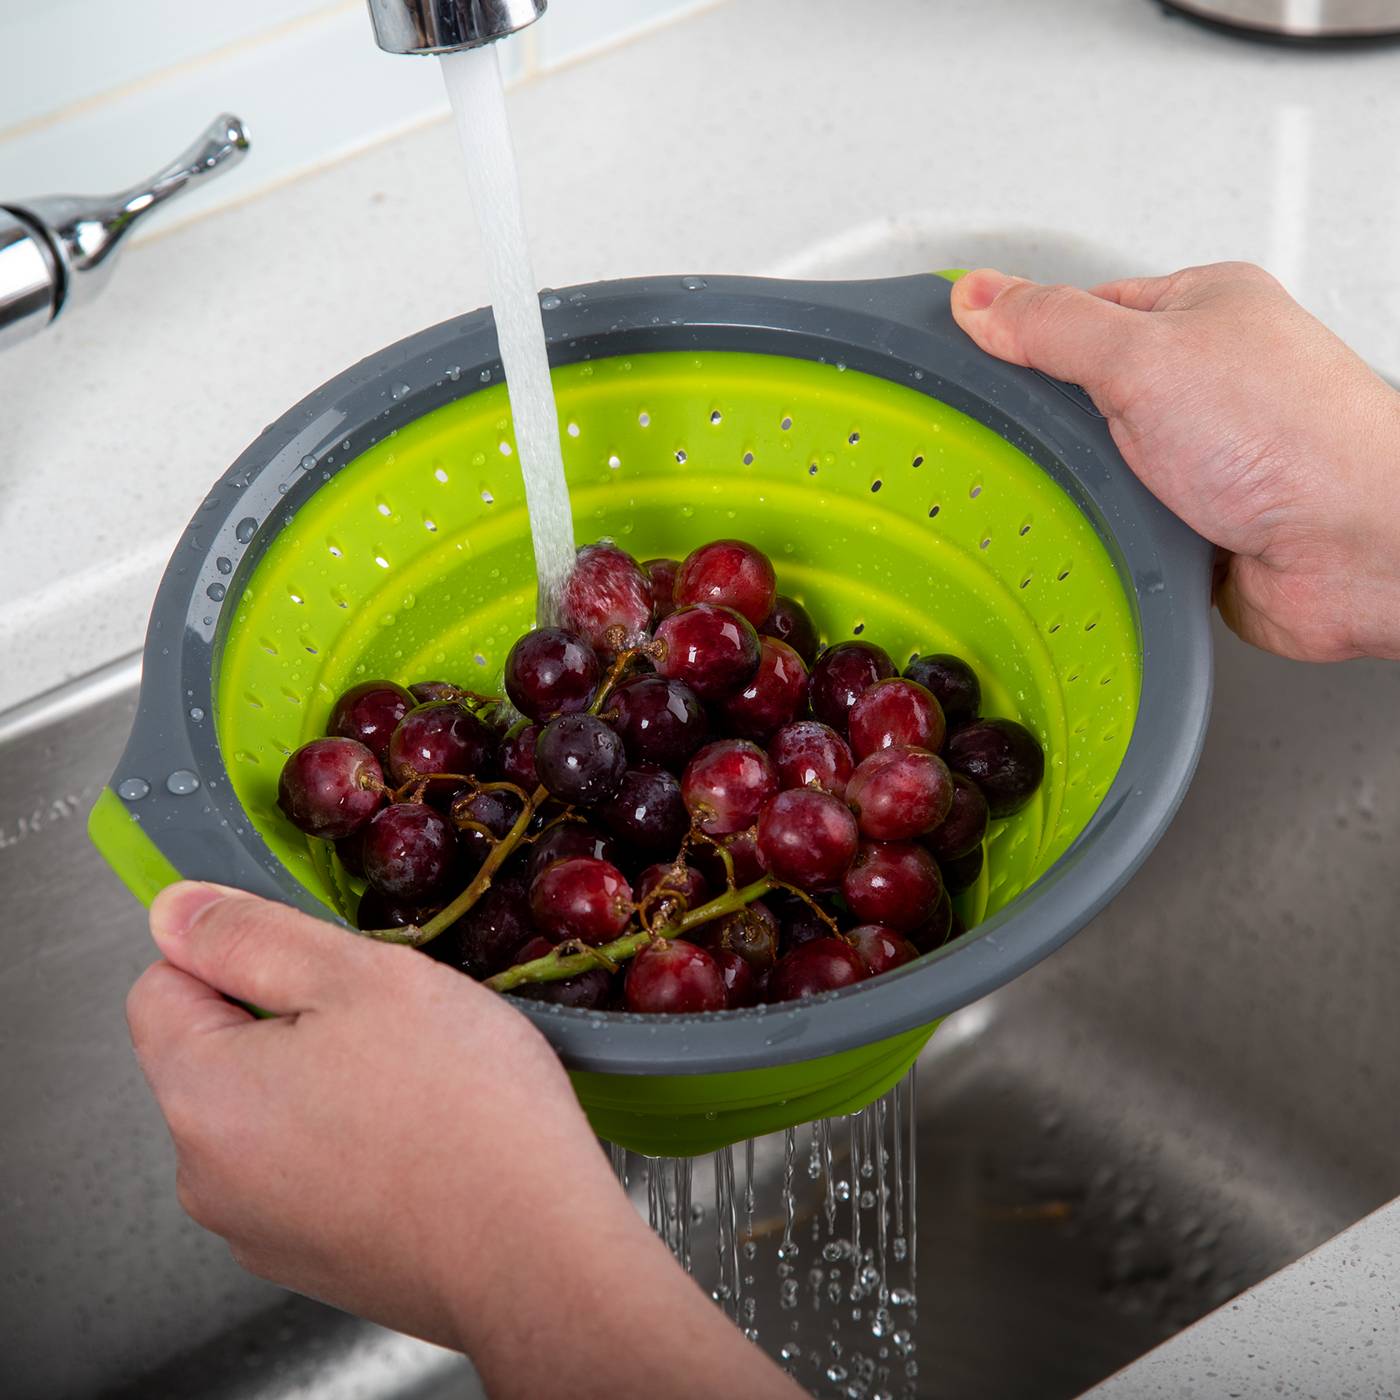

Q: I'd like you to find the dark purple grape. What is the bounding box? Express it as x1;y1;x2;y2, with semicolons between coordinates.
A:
849;925;918;975
278;737;385;840
768;720;854;798
356;888;438;933
602;676;709;771
690;828;766;891
527;821;622;882
756;789;859;891
530;856;632;945
597;766;689;856
714;899;780;971
841;840;943;933
808;641;896;733
408;681;464;704
361;802;458;901
507;937;616;1009
945;719;1045;818
496;724;541;791
561;543;653;660
388;702;495;797
535;714;627;805
771;893;838;951
335;828;367;878
644;558;681;624
716;948;760;1008
652;604;762;700
910;886;953;953
717;637;810;742
845;745;955;841
451;788;525;866
452;882;535;976
904;653;982;728
504;628;600;721
329;680;415;766
760;594;820;666
625;939;726;1013
921;773;990;862
673;539;777;626
940;843;985;895
769;938;868;1001
848;678;946;759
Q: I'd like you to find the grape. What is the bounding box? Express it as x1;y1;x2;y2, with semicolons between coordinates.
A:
602;676;709;771
362;802;458;901
388;702;495;797
768;720;854;798
910;886;953;953
939;842;985;895
624;939;727;1013
717;636;810;742
527;821;622;882
770;893;838;951
714;899;780;971
561;543;653;659
335;829;367;878
845;745;955;840
692;828;766;891
635;862;709;924
808;640;896;732
453;882;535;976
529;856;632;945
673;539;777;627
681;739;779;836
921;773;989;862
277;737;385;840
643;557;681;624
408;681;464;704
944;719;1045;818
760;594;819;666
451;788;524;866
598;766;689;856
504;627;600;721
841;840;942;932
652;604;761;699
769;938;868;1001
508;937;616;1010
716;948;760;1008
756;789;859;890
848;678;946;759
329;680;415;766
495;724;541;791
535;714;627;805
849;925;918;975
904;653;981;728
356;888;437;933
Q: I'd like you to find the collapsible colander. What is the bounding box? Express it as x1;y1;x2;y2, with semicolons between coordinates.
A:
90;273;1212;1156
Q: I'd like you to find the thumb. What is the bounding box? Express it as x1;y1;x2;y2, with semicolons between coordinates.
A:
949;268;1152;407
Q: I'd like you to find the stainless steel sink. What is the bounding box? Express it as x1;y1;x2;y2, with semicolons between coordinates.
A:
4;620;1397;1398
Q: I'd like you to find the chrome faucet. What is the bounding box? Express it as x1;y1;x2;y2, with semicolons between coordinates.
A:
0;114;249;351
367;0;547;54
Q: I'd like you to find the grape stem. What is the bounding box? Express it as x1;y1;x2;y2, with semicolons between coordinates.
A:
484;877;775;992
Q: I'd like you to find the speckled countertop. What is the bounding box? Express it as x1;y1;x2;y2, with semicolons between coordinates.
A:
2;0;1399;1389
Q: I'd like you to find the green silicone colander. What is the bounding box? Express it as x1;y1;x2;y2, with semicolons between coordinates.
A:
90;273;1213;1156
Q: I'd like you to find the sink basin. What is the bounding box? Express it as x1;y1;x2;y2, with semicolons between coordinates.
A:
4;616;1398;1398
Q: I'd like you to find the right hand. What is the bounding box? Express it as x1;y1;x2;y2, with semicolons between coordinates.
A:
950;261;1400;662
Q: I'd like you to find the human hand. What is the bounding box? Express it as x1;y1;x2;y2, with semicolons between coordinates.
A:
950;262;1400;662
127;883;800;1400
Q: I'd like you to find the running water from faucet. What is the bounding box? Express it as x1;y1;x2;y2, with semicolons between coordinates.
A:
439;44;575;623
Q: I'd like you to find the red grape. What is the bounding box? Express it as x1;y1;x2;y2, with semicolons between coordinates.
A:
644;557;681;623
504;628;600;721
717;636;810;742
768;720;854;798
756;789;859;890
535;714;627;805
508;937;616;1009
408;680;464;704
904;653;982;728
769;937;868;1001
495;724;541;791
714;899;780;971
329;680;415;766
681;739;779;836
625;938;727;1013
527;821;622;882
529;856;632;945
845;745;955;840
921;773;989;861
602;676;709;771
809;641;896;733
939;842;985;895
760;594;820;666
652;604;761;699
452;788;524;866
716;947;760;1008
362;802;458;901
635;862;709;921
849;924;918;975
945;719;1045;818
673;539;777;626
561;543;653;659
598;766;689;856
848;677;946;759
278;737;385;840
388;702;495;796
841;840;942;932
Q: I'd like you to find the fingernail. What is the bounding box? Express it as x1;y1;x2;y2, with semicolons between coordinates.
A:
959;270;1026;312
151;882;229;940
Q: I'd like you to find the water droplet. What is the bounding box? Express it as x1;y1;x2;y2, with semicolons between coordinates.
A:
391;383;411;400
479;368;492;383
682;276;707;290
235;517;257;543
117;778;150;801
443;365;462;383
166;770;200;796
299;454;316;471
540;294;562;310
214;556;233;576
206;583;226;601
189;707;204;722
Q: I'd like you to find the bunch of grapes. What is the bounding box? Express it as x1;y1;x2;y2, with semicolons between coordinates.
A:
276;538;1045;1013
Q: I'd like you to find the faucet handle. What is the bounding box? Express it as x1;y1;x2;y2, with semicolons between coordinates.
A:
0;113;250;350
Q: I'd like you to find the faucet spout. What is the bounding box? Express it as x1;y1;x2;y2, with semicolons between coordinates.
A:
367;0;547;55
